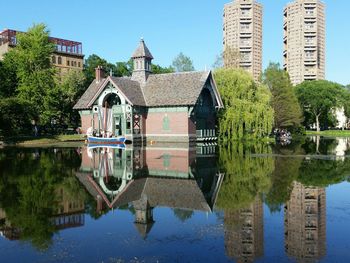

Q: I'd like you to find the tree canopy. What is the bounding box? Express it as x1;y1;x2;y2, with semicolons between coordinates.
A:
172;52;195;72
213;46;241;69
214;68;274;140
151;64;174;74
295;80;344;132
6;23;56;122
262;63;303;129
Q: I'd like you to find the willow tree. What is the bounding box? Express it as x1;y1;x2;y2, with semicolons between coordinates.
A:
214;68;274;141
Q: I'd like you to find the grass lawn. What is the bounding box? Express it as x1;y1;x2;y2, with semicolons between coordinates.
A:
306;130;350;137
4;134;86;146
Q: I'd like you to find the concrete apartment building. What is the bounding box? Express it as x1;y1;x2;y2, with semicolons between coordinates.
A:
284;182;326;262
0;29;84;76
223;0;263;81
283;0;325;85
224;197;264;263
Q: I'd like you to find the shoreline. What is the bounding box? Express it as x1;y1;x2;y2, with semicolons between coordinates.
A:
1;134;86;147
306;130;350;137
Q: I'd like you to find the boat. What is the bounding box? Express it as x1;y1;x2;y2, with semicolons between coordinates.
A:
87;101;129;146
87;136;126;146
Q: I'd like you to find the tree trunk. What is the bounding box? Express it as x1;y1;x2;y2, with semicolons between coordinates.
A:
316;114;320;132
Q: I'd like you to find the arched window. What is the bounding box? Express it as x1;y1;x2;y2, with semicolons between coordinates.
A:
58;56;62;65
103;93;122;108
52;56;56;64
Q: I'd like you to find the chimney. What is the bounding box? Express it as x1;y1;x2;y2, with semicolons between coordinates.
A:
95;66;105;83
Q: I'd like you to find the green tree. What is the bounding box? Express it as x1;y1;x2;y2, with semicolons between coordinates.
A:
115;61;132;77
212;46;241;69
46;70;86;127
7;24;56;123
214;68;274;140
0;57;18;98
84;54;112;84
172;52;195;72
151;64;174;74
262;63;303;129
0;98;35;136
295;80;344;132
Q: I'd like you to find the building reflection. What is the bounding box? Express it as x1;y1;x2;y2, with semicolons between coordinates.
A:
284;181;326;262
0;187;85;241
53;186;85;230
224;197;264;263
76;144;223;238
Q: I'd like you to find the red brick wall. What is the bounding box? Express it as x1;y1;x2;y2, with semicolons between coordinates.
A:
145;148;192;173
145;112;189;135
81;113;98;134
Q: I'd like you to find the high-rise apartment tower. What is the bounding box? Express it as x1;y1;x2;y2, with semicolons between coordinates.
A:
223;0;263;81
283;0;325;85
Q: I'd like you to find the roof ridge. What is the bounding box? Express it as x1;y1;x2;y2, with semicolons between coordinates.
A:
148;70;209;77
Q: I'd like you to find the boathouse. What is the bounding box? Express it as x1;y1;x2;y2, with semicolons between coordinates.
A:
73;39;223;143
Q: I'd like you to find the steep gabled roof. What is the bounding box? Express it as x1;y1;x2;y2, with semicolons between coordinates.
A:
73;77;145;109
131;39;154;59
74;70;222;109
143;71;211;106
110;77;146;106
73;79;106;110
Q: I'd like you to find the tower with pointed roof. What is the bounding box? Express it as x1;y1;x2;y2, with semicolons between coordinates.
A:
131;38;154;85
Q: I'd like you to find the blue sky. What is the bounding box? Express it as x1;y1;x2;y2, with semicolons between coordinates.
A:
0;0;349;85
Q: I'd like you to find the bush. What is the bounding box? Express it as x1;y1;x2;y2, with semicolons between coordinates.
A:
0;98;36;136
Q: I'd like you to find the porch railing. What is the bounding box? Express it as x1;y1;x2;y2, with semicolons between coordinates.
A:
196;129;217;141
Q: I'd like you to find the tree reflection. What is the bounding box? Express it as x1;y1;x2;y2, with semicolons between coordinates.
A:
265;143;304;212
0;148;84;250
216;142;273;210
298;158;350;187
173;208;194;223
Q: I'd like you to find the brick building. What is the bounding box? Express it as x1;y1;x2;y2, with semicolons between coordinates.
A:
0;28;84;76
74;39;223;143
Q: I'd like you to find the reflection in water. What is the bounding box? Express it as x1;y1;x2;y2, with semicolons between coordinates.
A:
77;145;223;238
224;197;264;263
284;182;326;262
0;148;85;249
0;138;350;261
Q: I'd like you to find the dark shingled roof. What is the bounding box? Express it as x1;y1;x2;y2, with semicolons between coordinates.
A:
73;71;214;109
112;177;211;212
73;79;105;110
110;77;146;106
73;77;146;109
131;39;154;59
143;71;210;106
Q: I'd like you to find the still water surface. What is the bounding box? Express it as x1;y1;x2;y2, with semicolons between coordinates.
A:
0;137;350;262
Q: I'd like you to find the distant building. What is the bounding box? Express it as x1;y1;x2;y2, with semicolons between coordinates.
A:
283;0;325;85
223;0;263;81
284;181;326;262
74;39;223;143
224;197;264;263
0;28;84;76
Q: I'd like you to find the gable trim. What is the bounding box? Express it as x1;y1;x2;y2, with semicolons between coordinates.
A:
87;76;134;107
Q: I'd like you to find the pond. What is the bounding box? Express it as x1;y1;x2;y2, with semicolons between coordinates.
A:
0;137;349;262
